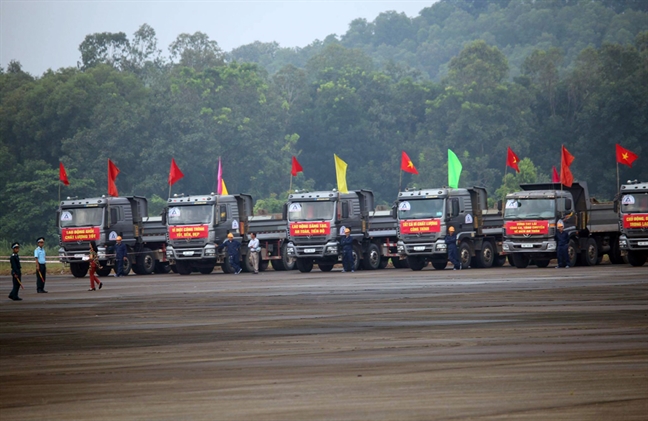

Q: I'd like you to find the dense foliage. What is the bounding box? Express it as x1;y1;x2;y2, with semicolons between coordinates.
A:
1;0;647;244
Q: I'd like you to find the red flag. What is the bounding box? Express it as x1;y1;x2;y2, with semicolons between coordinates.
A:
506;147;520;173
400;151;419;175
616;144;638;168
551;166;560;183
168;158;184;186
59;162;70;186
560;145;575;187
108;159;120;197
291;156;303;177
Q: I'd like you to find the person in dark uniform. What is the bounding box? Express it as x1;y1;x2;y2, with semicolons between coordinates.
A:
9;242;23;301
445;226;461;270
34;237;47;293
340;228;354;273
114;236;128;277
555;220;570;268
217;233;242;274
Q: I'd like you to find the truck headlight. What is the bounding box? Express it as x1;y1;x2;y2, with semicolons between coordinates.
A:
436;243;447;251
503;243;510;251
287;246;295;256
166;246;174;258
547;242;556;251
97;246;106;259
204;245;216;257
619;239;627;248
326;246;338;254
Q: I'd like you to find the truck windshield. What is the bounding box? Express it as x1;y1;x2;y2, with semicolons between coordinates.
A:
60;208;103;227
288;201;334;221
621;193;648;213
398;199;444;219
504;199;555;219
168;205;213;225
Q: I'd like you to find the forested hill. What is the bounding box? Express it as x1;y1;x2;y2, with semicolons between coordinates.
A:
1;0;647;244
230;0;648;79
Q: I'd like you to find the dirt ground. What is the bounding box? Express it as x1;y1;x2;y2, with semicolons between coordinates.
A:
1;264;647;420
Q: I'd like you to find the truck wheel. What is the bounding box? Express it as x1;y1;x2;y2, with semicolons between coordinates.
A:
136;248;155;275
296;258;313;273
609;239;624;264
175;260;192;275
391;257;406;269
121;257;132;276
221;257;234;274
259;260;269;272
96;266;112;277
199;265;214;274
70;262;89;278
626;251;647;267
507;255;515;266
535;259;551;268
474;241;495;268
511;253;530;269
567;239;578;267
170;264;178;274
271;243;296;271
493;255;507;267
407;256;427;271
352;245;361;271
242;254;255;273
431;260;447;270
362;243;381;270
378;257;389;269
580;238;598;266
318;263;334;272
459;242;472;269
154;262;171;274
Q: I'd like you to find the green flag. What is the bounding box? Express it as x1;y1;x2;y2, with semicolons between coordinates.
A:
448;149;462;188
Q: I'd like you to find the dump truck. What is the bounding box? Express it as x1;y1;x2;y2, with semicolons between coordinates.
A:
502;182;621;268
395;186;505;270
285;190;400;272
617;180;648;266
58;196;168;277
165;193;294;274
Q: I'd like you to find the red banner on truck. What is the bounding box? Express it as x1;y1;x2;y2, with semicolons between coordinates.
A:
61;227;100;242
169;225;209;239
399;219;441;234
623;213;648;229
505;220;549;235
290;222;331;236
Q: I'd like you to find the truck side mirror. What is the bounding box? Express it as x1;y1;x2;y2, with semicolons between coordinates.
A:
282;203;288;220
613;200;619;213
497;200;502;211
161;208;167;225
391;204;397;219
564;198;572;211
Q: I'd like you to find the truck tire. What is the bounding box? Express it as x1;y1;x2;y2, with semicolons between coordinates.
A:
534;259;551;268
121;257;132;276
318;263;334;272
176;260;192;275
378;257;389;269
221;257;234;274
70;262;89;278
511;253;530;269
242;254;255;273
362;243;381;270
609;240;624;264
391;257;408;269
493;255;507;267
96;266;112;277
407;256;427;271
154;262;171;274
474;241;495;268
568;239;578;268
170;264;178;274
459;242;472;269
271;243;296;271
135;248;155;275
296;258;313;273
431;260;447;270
580;238;598;266
199;265;214;274
625;251;647;266
259;260;269;272
351;245;361;271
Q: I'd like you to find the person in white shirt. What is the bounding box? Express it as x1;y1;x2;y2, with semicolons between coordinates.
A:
248;232;260;274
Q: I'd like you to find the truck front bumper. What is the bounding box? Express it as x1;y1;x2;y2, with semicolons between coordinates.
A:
288;241;339;259
503;240;556;253
619;235;648;251
166;244;217;261
397;240;446;256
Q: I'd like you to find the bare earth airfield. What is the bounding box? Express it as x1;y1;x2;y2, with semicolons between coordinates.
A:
1;264;647;420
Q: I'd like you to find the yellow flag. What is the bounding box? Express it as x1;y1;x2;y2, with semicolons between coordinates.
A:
334;154;348;193
221;179;229;195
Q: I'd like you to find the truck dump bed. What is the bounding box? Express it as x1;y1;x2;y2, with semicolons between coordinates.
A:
367;211;397;237
248;215;288;241
142;216;167;244
589;203;618;233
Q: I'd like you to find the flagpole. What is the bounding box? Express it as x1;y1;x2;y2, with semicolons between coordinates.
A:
58;182;61;203
399;169;402;192
616;161;620;194
289;174;293;193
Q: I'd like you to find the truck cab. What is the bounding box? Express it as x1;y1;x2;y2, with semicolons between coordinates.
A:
165;193;252;275
396;187;504;271
617;181;648;266
286;190;374;272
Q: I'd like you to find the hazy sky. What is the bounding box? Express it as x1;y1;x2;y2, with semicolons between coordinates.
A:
1;0;436;76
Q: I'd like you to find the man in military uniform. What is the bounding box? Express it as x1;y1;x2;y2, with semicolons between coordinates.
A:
34;237;47;293
9;242;23;301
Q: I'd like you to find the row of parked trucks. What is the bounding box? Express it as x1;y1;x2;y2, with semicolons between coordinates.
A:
57;180;648;277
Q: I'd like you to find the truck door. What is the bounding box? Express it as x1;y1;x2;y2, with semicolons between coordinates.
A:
108;205;134;245
446;198;462;231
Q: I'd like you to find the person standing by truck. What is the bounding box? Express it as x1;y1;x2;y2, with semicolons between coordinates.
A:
9;242;22;301
218;233;242;274
88;241;103;291
340;228;354;273
248;232;260;274
34;237;47;293
445;226;461;270
114;236;128;277
555;220;570;268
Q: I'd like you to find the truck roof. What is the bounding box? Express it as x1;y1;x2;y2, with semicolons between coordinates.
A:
516;181;591;211
167;194;243;204
288;191;353;201
59;196;142;207
398;187;473;198
620;182;648;192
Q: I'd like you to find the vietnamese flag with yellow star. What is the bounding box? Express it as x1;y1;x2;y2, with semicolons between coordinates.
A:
506;147;520;173
616;144;638;168
400;151;418;175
